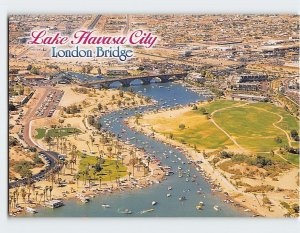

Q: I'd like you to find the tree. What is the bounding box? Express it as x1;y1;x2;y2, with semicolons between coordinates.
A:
86;141;91;152
97;103;102;111
49;186;53;200
290;130;299;141
44;134;53;150
179;124;186;130
95;162;102;172
9;103;17;111
274;136;282;144
97;67;102;75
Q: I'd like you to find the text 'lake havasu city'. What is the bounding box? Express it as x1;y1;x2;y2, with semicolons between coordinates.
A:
28;30;158;48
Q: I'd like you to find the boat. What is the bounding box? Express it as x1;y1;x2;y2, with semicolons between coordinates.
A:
101;204;111;208
76;193;90;203
178;172;183;178
140;208;154;214
213;205;221;211
168;186;172;190
167;193;171;197
179;196;186;201
25;207;37;214
45;200;64;209
152;201;158;206
186;178;189;182
118;209;132;214
196;202;204;210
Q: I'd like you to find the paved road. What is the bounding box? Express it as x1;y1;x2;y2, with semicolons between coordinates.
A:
88;15;101;30
9;87;63;189
9;151;62;189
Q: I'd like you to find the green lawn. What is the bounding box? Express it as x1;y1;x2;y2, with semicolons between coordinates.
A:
35;128;46;139
204;100;241;114
148;110;234;150
213;105;288;152
249;102;299;132
146;100;299;154
280;152;299;166
79;156;127;182
35;127;81;139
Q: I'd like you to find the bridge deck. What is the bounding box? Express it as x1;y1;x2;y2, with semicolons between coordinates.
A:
82;73;188;86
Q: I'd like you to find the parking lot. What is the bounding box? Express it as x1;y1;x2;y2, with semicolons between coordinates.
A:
35;90;64;117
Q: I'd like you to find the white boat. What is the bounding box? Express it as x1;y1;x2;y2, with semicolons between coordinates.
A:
168;186;172;190
152;201;158;206
76;193;90;203
101;204;111;208
179;196;186;201
140;208;154;214
25;207;37;214
45;200;64;209
213;205;221;211
118;209;132;214
167;193;171;197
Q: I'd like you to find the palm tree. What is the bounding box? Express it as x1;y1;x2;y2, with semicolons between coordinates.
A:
51;172;55;187
90;135;95;147
27;192;31;202
64;160;69;175
44;186;48;201
74;173;80;187
20;188;26;203
86;141;91;152
87;175;91;189
44;134;53;150
15;189;19;205
49;186;53;200
108;170;113;188
39;193;43;204
99;177;102;188
35;191;39;202
147;156;151;169
107;146;113;158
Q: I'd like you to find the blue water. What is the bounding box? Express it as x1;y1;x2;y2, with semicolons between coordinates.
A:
32;82;250;217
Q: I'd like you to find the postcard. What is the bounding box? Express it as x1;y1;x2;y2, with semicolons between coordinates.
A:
8;14;299;217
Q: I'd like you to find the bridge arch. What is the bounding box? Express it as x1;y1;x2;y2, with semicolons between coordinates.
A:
129;79;144;86
150;77;162;83
108;81;123;88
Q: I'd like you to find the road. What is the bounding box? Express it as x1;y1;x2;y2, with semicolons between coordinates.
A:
9;87;63;189
88;15;101;30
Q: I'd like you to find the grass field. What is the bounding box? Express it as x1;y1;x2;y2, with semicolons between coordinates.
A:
147;110;234;150
248;102;299;132
280;152;299;166
35;127;81;139
213;105;288;152
79;155;127;182
35;128;46;139
144;100;299;159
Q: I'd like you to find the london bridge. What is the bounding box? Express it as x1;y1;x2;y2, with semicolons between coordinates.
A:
81;73;188;88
